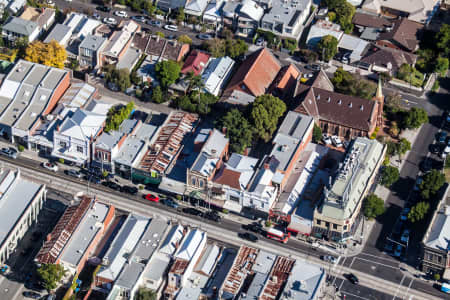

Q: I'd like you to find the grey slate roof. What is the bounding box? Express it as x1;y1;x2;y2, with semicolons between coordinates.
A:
3;17;37;35
44;23;71;44
79;34;106;51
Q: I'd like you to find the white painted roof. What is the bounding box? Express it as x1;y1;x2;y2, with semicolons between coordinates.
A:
175;229;206;261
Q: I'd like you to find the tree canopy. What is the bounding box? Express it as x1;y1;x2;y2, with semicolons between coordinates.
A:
174;91;217;115
317;35;338;62
436;24;450;59
155;60;181;89
220;109;254;153
331;68;377;100
135;288;157;300
403;107;428;129
104;65;132;92
397;138;411;156
177;35;192;45
203;38;248;58
151;85;164;103
325;0;355;33
37;264;66;291
105;102;135;132
435;57;449;77
381;166;399;187
420;169;446;200
408;201;430;223
363;194;385;219
24;40;67;69
250;95;286;142
313;124;322;143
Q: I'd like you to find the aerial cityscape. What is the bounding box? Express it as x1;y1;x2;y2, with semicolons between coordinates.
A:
0;0;447;299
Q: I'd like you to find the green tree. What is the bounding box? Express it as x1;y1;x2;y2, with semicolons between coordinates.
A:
381;166;400;187
408;201;430;223
403;107;428;129
105;67;132;92
37;264;66;291
130;70;141;86
436;24;450;58
397;138;411;157
151;85;164;103
155;31;165;38
363;194;385;219
155;60;181;89
135;288;157;300
176;8;185;25
220;109;254;153
185;71;204;94
335;1;355;33
143;1;156;16
420;169;446;200
434;57;449;77
225;39;248;58
250;95;287;142
177;34;192;45
312;123;322;143
331;68;377;99
317;35;338;62
327;11;336;22
203;39;226;57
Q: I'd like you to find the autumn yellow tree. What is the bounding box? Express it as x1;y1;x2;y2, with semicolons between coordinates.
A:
24;40;67;69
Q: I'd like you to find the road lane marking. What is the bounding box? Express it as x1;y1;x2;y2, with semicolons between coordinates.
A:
353;257;399;269
402;278;414;300
392;274;406;300
359;252;400;264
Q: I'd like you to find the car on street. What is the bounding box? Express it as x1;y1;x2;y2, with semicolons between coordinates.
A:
238;232;258;242
419;159;432;172
400;207;410;221
430;143;441;154
131;15;146;22
114;10;128;17
144;193;160;202
84;175;101;184
306;64;321;71
442;146;450;158
197;34;214;40
65;169;82;178
166;34;176;40
322;134;332;145
321;255;337;264
42;162;58;172
182;207;203;216
149;20;162;27
242;223;263;234
103;17;117;25
331;135;343;147
0;147;17;159
438;131;447;143
341;52;350;64
92;12;100;20
23;291;41;299
121;185;138;195
347;273;359;284
401;229;410;243
255;37;264;46
96;6;111;12
44;295;56;300
102;181;121;191
160;198;179;208
303;73;314;78
203;211;221;222
164;24;178;31
394;244;403;257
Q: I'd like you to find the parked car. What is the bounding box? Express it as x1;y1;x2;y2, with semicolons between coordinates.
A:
238;232;258;242
255;37;264;46
182;207;203;216
438;131;447;143
401;229;410;244
341;52;350;64
103;17;117;25
114;10;128;17
303;73;314;78
242;223;263;234
430;143;441;154
42;162;58;172
23;291;41;299
131;15;146;22
84;175;101;184
65;169;82;178
322;134;332;145
160;198;179;208
92;12;100;20
347;273;359;284
419;159;432;172
144;193;160;202
400;207;410;221
96;5;111;12
197;34;213;40
203;211;221;222
321;255;337;264
306;64;321;71
413;176;423;191
121;185;138;195
166;34;176;40
394;244;403;257
102;181;121;191
0;147;17;159
164;24;178;31
442;146;450;158
149;20;162;27
331;135;343;147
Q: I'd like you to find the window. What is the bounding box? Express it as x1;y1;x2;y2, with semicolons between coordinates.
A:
229;195;239;202
333;224;338;230
77;146;83;153
325;222;330;227
343;225;348;230
59;141;67;148
191;178;196;186
316;220;321;225
199;180;204;188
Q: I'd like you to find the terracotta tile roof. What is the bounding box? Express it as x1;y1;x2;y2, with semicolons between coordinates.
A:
225;48;281;97
352;12;392;29
181;50;211;76
361;46;417;72
269;64;300;98
378;18;423;52
260;256;295;300
295;87;378;131
213;168;242;190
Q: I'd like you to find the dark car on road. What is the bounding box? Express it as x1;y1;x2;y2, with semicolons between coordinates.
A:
430;143;441;154
23;291;41;299
96;5;111;12
203;211;221;222
161;198;179;208
346;273;359;284
121;185;138;195
102;181;121;191
438;131;447;144
65;169;82;178
0;147;17;159
238;232;258;242
182;207;203;216
84;175;102;184
242;223;263;234
419;159;432;172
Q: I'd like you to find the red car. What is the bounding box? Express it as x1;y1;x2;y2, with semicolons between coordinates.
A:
145;193;159;202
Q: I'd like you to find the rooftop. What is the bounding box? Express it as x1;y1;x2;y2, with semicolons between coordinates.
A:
204;248;237;298
260;256;296;300
214;153;258;190
181;50;211;76
424;205;450;251
306;19;343;46
201;56;235;96
79;34;107;51
378;18;423;52
60;200;112;267
44;23;71;44
190;129;228;177
0;169;44;251
262;0;310;27
280;260;325;300
174;228;207;263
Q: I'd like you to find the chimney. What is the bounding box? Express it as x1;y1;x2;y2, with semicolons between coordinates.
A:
264;163;270;169
337;100;342;105
222;127;227;134
56;124;60;132
360;105;364;111
46;233;52;242
349;102;352;108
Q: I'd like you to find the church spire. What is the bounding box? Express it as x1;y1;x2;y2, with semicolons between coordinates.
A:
375;77;383;100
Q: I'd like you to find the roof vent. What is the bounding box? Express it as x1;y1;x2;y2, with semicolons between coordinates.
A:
327;97;331;102
337;100;342;105
316;94;320;100
349;102;352;108
360;105;364;111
